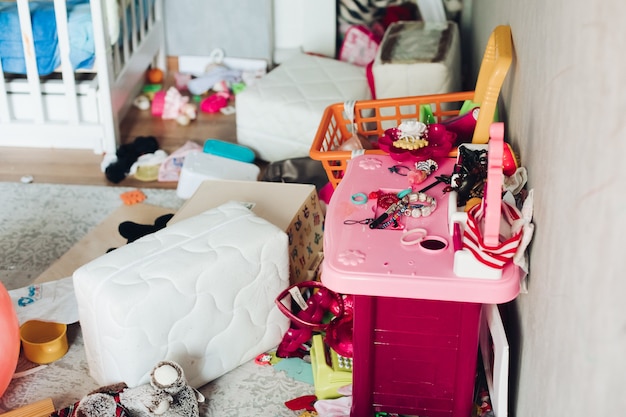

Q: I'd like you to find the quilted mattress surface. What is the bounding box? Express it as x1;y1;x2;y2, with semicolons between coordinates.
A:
73;201;290;388
236;52;371;162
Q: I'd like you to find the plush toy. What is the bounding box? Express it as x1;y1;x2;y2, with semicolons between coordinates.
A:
73;361;204;417
104;136;160;184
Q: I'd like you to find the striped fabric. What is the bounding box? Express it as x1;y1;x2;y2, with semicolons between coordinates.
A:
462;200;524;269
338;0;404;26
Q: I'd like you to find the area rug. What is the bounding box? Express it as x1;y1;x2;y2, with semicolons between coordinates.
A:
0;181;185;291
0;181;315;417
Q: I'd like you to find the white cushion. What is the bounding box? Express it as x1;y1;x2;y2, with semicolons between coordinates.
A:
372;21;462;99
73;201;290;388
236;52;371;162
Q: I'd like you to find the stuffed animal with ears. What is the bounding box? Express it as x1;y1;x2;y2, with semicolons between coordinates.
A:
74;361;204;417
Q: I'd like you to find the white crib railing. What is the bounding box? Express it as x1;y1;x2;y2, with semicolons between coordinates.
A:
0;0;165;154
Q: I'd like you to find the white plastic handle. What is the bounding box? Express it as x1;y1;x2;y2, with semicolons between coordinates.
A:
343;100;357;136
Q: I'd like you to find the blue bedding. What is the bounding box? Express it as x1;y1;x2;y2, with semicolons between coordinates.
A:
0;0;94;75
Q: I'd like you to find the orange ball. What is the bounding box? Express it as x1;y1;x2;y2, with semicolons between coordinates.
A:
146;68;164;84
0;282;20;397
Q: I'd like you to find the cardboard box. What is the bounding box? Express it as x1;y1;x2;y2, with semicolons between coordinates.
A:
0;398;55;417
170;180;324;284
35;204;176;284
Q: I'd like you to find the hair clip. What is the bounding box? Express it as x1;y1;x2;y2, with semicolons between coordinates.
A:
415;159;439;175
388;165;411;176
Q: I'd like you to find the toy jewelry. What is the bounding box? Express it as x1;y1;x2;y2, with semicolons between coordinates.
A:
415;159;438;174
350;192;368;204
377;210;403;230
400;228;428;246
406;192;437;218
370;191;437;229
447;145;488;206
388;164;411;176
397;188;412;199
369;201;401;229
401;228;448;251
408;159;438;186
343;218;374;225
417;177;445;193
376;192;399;209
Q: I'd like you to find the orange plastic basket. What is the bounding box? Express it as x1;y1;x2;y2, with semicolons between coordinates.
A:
310;90;475;189
310;25;513;189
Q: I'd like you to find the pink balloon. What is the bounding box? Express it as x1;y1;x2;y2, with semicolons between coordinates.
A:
0;282;20;397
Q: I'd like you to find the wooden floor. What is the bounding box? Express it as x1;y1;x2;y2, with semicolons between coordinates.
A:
0;96;238;189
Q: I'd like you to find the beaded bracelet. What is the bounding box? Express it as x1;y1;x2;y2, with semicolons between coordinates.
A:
377;192;399;210
405;192;437;218
378;210;403;229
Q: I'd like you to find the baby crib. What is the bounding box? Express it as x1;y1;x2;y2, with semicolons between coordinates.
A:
0;0;165;154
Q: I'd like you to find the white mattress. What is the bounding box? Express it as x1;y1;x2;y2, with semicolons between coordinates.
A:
372;21;462;99
236;53;372;162
73;201;290;389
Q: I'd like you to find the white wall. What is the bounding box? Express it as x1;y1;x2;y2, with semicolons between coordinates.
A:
163;0;337;65
466;1;626;415
163;0;273;62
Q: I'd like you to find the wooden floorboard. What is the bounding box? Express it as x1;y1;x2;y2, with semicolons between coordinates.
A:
0;96;238;189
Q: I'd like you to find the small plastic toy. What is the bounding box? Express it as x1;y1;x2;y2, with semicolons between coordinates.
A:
310;334;353;400
202;138;255;163
120;189;147;205
199;92;230;114
146;68;164;84
19;320;68;364
151;90;166;117
133;95;151;111
151;87;197;126
441;107;480;144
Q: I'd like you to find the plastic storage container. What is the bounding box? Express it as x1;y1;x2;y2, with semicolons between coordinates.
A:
176;151;260;199
203;138;256;163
